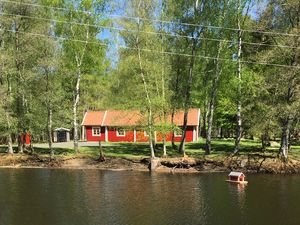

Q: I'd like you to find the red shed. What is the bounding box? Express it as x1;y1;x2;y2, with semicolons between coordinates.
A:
81;109;200;143
21;133;31;145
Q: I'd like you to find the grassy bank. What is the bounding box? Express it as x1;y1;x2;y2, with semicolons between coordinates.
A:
1;138;300;159
1;139;300;173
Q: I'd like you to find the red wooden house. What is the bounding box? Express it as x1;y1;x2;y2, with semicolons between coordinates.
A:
81;109;200;143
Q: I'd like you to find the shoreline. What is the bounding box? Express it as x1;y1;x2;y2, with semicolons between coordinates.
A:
1;153;300;174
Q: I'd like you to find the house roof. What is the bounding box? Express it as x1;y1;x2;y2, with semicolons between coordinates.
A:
54;128;70;131
228;172;245;177
169;108;200;126
102;110;145;126
81;108;200;127
81;111;106;126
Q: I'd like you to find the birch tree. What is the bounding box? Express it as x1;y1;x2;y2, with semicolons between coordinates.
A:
257;0;300;161
204;0;236;154
56;0;107;153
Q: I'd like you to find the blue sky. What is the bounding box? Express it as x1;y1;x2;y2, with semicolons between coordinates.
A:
98;0;265;68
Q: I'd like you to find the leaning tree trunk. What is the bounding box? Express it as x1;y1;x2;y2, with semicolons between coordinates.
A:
140;66;155;158
136;46;155;158
205;42;223;155
135;3;155;159
179;38;197;156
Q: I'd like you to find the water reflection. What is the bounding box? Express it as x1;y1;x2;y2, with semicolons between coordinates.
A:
0;169;300;225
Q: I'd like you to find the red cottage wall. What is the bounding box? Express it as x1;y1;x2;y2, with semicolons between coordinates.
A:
86;126;105;142
107;127;134;142
136;130;149;142
185;126;194;142
163;126;194;142
85;126;195;142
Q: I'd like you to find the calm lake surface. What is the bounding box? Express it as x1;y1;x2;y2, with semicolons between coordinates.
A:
0;169;299;225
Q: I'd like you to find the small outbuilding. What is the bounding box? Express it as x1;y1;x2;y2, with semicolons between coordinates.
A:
227;172;248;184
53;128;70;142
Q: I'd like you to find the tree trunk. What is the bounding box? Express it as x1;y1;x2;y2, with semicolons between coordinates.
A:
160;52;167;157
18;135;23;153
70;22;89;154
171;109;177;149
14;26;24;153
4;85;13;154
7;134;13;154
98;141;105;162
48;108;54;159
45;70;54;158
278;21;299;160
234;0;243;154
279;119;289;161
205;43;223;155
73;67;80;153
171;58;181;149
162;135;167;157
137;48;155;158
179;37;197;156
202;103;208;138
135;7;155;159
5;111;13;154
148;110;155;159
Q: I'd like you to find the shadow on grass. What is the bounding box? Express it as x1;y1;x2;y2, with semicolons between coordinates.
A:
186;139;264;156
34;147;74;155
79;143;151;158
1;139;297;159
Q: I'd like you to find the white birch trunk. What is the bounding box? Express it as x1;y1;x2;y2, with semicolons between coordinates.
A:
48;108;54;159
73;67;81;153
71;24;89;154
205;42;223;154
5;110;13;154
136;2;155;159
234;0;243;154
179;37;197;156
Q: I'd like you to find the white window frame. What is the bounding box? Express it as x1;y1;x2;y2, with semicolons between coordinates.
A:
144;130;149;137
174;128;183;137
116;127;126;137
92;127;101;137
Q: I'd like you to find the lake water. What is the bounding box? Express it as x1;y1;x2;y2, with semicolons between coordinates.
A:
0;169;299;225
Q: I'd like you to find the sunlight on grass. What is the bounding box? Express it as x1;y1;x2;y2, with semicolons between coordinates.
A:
1;140;299;161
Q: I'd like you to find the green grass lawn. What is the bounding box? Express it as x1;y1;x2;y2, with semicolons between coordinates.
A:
1;138;299;160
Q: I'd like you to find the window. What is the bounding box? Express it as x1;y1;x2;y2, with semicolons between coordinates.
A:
174;128;183;137
116;128;126;136
92;127;101;136
144;131;149;137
